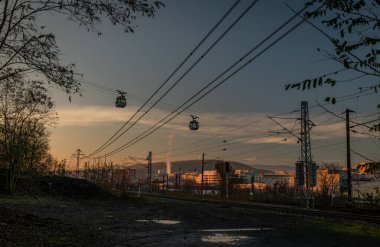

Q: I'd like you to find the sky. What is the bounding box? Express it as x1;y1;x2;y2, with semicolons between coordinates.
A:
37;0;379;170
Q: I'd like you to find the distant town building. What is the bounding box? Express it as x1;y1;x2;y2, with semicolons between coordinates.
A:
194;170;220;186
181;172;197;182
259;173;295;188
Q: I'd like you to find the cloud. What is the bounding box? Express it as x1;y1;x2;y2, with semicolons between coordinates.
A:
56;105;188;129
243;156;256;161
56;106;132;127
55;105;369;144
312;121;346;140
245;136;298;145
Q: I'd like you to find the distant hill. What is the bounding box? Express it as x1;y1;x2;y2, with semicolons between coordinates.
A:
129;160;272;177
250;164;294;174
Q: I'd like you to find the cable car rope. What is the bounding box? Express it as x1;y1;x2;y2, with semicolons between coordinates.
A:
95;0;258;148
87;2;376;161
78;75;297;132
152;109;300;156
85;0;243;158
128;107;378;163
101;5;314;158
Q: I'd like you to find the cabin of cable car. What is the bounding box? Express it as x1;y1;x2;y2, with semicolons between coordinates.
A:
115;91;127;108
189;115;199;130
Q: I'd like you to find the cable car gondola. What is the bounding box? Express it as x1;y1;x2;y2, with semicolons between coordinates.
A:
115;90;127;108
189;115;199;130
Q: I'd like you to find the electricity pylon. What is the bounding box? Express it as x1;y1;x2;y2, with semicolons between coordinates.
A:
296;101;317;208
73;149;85;178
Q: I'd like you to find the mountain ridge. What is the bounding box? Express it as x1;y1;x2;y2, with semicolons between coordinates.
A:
128;159;277;177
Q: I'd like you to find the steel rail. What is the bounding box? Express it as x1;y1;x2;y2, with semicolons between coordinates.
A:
129;192;380;224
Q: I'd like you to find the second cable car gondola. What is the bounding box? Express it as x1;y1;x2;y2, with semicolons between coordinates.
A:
115;90;127;108
189;115;199;130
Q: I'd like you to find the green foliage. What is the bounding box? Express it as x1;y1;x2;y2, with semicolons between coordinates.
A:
324;96;337;104
285;76;336;91
307;219;380;239
305;0;380;75
285;0;380;97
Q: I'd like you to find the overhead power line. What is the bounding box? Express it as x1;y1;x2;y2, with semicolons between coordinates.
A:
286;2;380;76
266;115;301;141
79;78;118;94
350;118;380;128
135;104;375;163
315;101;374;129
152;108;300;157
101;4;315;158
86;0;248;158
154;131;285;161
351;149;376;163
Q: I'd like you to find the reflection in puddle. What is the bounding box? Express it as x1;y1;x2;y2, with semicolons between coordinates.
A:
153;220;181;225
201;227;273;232
136;219;181;225
202;233;251;244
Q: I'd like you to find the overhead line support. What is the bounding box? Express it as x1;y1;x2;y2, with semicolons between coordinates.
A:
345;108;354;205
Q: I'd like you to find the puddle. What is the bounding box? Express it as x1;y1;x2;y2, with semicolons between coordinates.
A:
153;220;181;225
202;233;251;245
136;219;181;225
201;227;273;232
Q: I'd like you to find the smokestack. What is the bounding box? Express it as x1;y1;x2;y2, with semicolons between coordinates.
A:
166;134;174;175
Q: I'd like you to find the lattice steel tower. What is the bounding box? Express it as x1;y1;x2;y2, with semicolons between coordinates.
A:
296;101;317;199
300;101;313;189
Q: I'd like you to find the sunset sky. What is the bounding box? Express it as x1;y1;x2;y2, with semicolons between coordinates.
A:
40;0;379;169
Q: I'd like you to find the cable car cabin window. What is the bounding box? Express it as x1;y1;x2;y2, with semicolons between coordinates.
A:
189;120;199;130
115;95;127;108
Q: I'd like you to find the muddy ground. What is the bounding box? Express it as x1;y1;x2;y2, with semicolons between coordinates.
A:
1;193;380;247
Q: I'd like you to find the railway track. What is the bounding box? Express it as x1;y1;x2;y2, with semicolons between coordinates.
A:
130;191;380;224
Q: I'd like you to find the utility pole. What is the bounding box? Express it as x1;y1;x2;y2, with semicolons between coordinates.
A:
251;175;255;197
345;109;354;204
147;151;152;192
201;153;205;196
73;149;85;178
225;162;230;199
84;162;88;179
226;171;229;199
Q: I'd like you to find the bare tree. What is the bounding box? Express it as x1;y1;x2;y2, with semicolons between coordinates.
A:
0;74;56;193
316;167;340;207
0;0;164;96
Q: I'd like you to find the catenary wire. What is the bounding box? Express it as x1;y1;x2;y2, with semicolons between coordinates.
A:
88;0;260;157
85;0;243;158
102;5;315;158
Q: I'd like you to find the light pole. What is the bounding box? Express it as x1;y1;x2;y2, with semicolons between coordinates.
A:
201;153;205;196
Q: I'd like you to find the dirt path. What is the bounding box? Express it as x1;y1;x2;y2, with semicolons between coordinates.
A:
1;195;379;246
